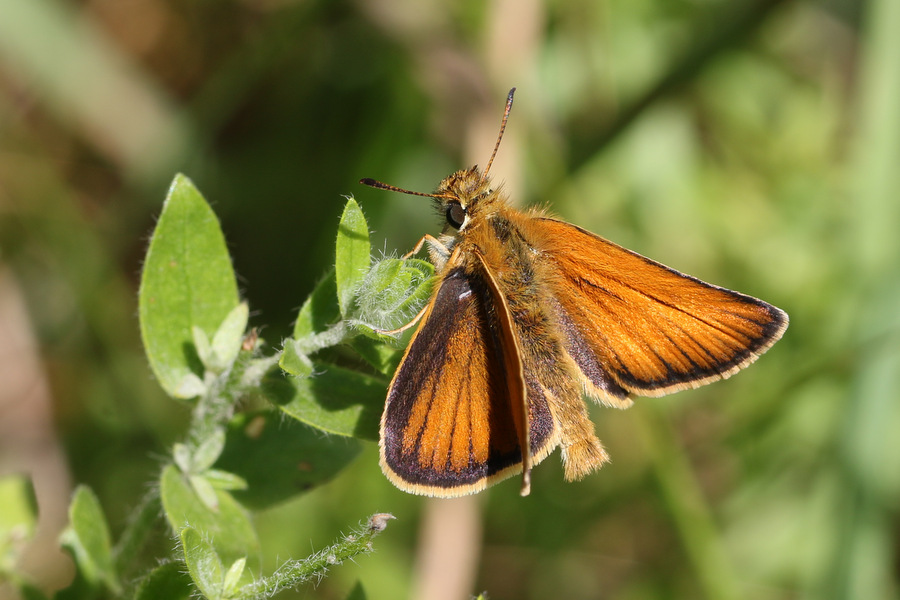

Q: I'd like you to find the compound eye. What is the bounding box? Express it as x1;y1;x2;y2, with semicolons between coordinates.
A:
446;202;466;229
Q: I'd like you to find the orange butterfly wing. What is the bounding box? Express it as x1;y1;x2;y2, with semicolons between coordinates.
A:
380;259;554;496
528;217;788;398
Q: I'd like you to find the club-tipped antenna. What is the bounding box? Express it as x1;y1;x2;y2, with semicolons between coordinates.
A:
358;178;454;200
482;87;516;180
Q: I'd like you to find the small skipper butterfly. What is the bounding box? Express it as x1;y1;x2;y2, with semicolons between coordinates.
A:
361;88;788;497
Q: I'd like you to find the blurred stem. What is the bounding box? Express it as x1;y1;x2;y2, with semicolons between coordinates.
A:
410;497;482;600
826;0;900;598
636;403;740;600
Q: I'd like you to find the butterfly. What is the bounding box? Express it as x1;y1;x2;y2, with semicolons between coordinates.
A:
360;88;788;497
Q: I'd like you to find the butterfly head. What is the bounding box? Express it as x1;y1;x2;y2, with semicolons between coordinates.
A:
432;167;498;232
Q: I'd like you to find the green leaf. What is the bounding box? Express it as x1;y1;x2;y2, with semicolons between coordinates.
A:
210;302;249;371
192;428;226;472
222;557;246;596
59;486;118;593
346;581;367;600
189;475;220;512
264;363;384;441
160;464;260;571
335;198;371;318
191;326;213;370
134;561;193;600
173;443;192;473
0;475;37;571
192;303;250;374
204;469;248;491
285;267;348;374
293;269;339;339
217;412;362;510
174;373;207;400
350;337;403;377
349;257;434;334
139;174;240;398
179;527;224;600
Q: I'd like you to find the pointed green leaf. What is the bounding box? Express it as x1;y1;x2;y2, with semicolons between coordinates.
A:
191;326;213;369
293;269;339;340
217;411;361;509
264;363;383;441
335;198;370;318
59;486;118;593
203;469;248;491
173;443;192;473
174;373;207;400
0;475;37;571
211;302;249;371
179;527;224;600
134;561;193;600
189;475;220;512
160;464;260;571
222;557;246;596
346;581;367;600
139;174;240;398
192;428;226;472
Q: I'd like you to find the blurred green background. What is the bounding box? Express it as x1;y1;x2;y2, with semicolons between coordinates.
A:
1;0;898;598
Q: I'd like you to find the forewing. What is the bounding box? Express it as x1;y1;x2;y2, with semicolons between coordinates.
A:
472;251;534;495
532;217;788;396
380;264;524;496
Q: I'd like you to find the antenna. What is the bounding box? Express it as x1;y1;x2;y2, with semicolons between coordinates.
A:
482;87;516;179
358;178;454;200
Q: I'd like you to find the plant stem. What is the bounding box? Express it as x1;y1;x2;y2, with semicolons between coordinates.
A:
237;514;394;599
296;321;350;355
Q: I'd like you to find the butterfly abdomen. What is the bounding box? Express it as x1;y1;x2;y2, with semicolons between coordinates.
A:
477;214;610;479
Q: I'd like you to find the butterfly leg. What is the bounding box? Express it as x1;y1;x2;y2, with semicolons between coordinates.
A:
402;234;454;271
401;234;449;259
372;302;430;335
